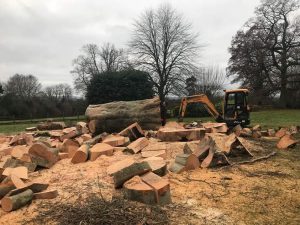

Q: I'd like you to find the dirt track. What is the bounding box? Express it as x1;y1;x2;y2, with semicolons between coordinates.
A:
0;137;299;225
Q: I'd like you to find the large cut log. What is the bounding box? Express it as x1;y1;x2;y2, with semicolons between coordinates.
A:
119;122;145;141
157;128;205;142
28;142;59;168
112;161;151;188
37;121;66;131
123;176;156;204
89;143;114;161
85;97;161;134
141;172;171;204
126;137;149;154
1;189;33;212
71;144;89;164
3;158;37;172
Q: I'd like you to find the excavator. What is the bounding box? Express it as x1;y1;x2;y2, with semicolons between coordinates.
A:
178;89;250;127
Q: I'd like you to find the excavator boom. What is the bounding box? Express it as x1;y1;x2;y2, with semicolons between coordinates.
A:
178;94;223;122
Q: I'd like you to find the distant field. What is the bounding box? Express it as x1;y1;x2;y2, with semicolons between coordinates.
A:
0;109;299;134
0;116;86;134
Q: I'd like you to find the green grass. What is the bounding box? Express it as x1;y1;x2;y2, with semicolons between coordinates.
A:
0;109;299;134
0;116;86;134
170;109;300;129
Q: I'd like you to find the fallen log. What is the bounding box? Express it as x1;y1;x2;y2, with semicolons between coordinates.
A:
123;176;156;204
85;97;161;134
28;142;59;168
71;144;89;164
37;121;66;131
112;161;151;188
1;189;33;212
0;182;15;199
126;137;149;154
119;122;145;141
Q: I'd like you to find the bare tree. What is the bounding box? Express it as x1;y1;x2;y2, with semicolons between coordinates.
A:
129;4;200;124
44;84;73;102
5;74;41;99
71;43;129;94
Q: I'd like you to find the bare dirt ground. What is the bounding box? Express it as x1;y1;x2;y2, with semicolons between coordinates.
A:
0;136;299;225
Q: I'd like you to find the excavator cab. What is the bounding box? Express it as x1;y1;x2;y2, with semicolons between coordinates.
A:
177;89;250;127
223;89;250;126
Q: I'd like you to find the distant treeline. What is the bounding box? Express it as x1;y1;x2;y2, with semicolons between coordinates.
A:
0;74;87;120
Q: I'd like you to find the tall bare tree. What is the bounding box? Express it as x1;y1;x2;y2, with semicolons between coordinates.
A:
71;43;129;93
5;74;41;99
44;84;73;102
228;0;300;107
129;4;200;123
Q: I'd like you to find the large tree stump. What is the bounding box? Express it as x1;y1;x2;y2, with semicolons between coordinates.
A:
1;189;33;212
85;98;161;134
0;182;15;199
123;176;156;204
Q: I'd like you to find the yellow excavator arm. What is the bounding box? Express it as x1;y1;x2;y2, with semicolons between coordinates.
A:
178;94;222;122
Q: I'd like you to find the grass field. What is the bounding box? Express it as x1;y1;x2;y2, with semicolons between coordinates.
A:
172;109;300;128
0;109;299;134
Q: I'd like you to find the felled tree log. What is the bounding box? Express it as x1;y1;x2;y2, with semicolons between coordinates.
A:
37;121;66;131
71;144;89;164
0;182;15;199
33;190;58;199
111;161;151;188
3;158;37;172
1;189;33;212
85;97;161;134
126;137;149;154
28;142;59;168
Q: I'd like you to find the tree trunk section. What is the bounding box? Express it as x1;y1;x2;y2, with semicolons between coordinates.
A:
85;97;161;134
1;189;33;212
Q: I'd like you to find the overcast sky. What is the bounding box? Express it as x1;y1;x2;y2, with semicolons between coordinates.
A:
0;0;261;89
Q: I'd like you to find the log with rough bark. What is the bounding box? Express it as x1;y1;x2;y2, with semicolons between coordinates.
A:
89;143;114;161
85;97;161;134
112;161;151;188
157;128;205;142
1;189;33;212
28;142;59;168
119;122;145;141
0;182;15;199
126;137;149;154
71;144;89;164
37;121;66;131
3;158;37;172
